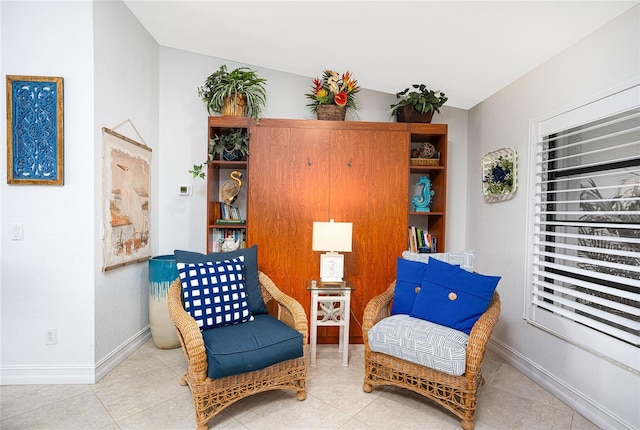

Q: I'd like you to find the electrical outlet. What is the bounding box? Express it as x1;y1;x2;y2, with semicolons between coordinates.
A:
46;329;57;345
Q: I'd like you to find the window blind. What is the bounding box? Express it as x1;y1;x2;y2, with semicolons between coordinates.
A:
528;85;640;371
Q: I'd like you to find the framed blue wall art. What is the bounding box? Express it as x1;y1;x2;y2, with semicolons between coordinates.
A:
6;75;64;185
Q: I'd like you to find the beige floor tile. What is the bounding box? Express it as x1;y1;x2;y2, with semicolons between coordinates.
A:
355;386;459;430
92;363;188;421
0;391;114;430
475;385;573;430
306;360;381;417
116;390;196;429
0;384;92;420
236;392;352;430
488;363;571;411
339;417;376;430
0;340;603;430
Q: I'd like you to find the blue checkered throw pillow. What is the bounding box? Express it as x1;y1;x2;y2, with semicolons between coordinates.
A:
177;256;253;330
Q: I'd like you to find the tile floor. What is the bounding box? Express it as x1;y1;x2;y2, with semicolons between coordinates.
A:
0;340;600;430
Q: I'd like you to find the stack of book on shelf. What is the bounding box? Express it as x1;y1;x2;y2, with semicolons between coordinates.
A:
213;202;244;224
408;226;437;254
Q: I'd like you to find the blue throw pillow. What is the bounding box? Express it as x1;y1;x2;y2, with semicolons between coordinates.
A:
177;257;253;331
174;245;268;315
410;258;500;334
392;257;429;315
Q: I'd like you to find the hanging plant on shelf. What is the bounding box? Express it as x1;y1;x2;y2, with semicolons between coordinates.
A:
188;128;249;179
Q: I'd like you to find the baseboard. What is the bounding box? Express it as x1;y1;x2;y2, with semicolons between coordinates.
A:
94;326;151;382
488;337;635;430
0;364;97;385
0;326;151;385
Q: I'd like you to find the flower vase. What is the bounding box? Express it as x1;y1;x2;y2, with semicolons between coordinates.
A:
148;255;181;349
316;105;346;121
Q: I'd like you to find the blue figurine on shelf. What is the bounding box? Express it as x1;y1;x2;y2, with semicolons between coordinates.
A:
413;176;434;212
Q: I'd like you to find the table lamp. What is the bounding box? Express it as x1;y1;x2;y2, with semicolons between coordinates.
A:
312;219;353;283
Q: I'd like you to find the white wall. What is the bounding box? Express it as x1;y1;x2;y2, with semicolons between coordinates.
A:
1;1;96;383
0;0;159;384
0;0;467;384
157;47;470;255
92;0;159;373
468;6;639;429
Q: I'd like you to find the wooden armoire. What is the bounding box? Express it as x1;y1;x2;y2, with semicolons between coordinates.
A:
206;117;448;344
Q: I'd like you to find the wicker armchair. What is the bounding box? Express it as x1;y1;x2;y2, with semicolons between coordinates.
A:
362;282;500;430
168;271;308;430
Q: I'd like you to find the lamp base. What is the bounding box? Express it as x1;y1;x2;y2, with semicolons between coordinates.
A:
319;252;344;283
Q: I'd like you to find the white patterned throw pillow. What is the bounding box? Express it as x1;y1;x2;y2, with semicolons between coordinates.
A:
177;256;253;330
402;250;476;272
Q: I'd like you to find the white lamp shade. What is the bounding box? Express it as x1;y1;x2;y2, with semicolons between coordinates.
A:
312;221;353;252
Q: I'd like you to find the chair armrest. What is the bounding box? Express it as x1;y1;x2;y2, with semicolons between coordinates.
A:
362;282;396;347
465;291;501;375
167;278;208;382
258;271;309;345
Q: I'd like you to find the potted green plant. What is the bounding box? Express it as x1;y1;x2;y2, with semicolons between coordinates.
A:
390;84;448;123
189;128;249;179
197;65;267;121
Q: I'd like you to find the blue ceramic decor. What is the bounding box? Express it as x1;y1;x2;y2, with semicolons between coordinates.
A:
148;255;180;349
412;176;434;212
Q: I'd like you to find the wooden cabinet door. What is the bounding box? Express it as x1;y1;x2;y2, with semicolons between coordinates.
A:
288;127;330;308
248;120;409;343
327;130;369;342
367;130;409;295
247;125;293;289
329;129;408;343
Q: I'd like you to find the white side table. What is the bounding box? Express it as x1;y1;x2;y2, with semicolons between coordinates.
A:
306;280;352;367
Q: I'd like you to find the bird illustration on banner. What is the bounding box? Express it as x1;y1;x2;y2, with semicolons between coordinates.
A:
116;163;146;234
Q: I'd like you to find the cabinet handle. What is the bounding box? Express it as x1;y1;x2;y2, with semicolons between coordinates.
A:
308;159;312;166
347;161;352;168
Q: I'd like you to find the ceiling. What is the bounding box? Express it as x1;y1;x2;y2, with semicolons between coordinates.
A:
123;1;638;110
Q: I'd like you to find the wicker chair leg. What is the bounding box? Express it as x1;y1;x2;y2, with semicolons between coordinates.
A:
461;417;474;430
296;389;307;400
362;382;372;393
179;375;187;386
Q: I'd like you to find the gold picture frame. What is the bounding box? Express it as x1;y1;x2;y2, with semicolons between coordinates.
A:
6;75;64;185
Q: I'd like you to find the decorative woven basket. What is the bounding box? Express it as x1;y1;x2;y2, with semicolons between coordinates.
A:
222;94;246;117
316;104;347;121
410;156;440;166
396;106;434;123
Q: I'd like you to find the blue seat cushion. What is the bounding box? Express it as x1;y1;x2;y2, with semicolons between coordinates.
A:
202;314;304;379
368;314;469;376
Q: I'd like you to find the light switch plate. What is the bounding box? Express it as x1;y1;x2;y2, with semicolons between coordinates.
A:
12;224;23;240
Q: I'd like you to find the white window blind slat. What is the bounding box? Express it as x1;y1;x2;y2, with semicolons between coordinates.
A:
532;297;640;345
531;274;640;315
533;259;640;292
527;85;640;370
532;288;640;332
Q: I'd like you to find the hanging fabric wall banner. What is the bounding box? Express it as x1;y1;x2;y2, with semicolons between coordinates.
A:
102;127;152;271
